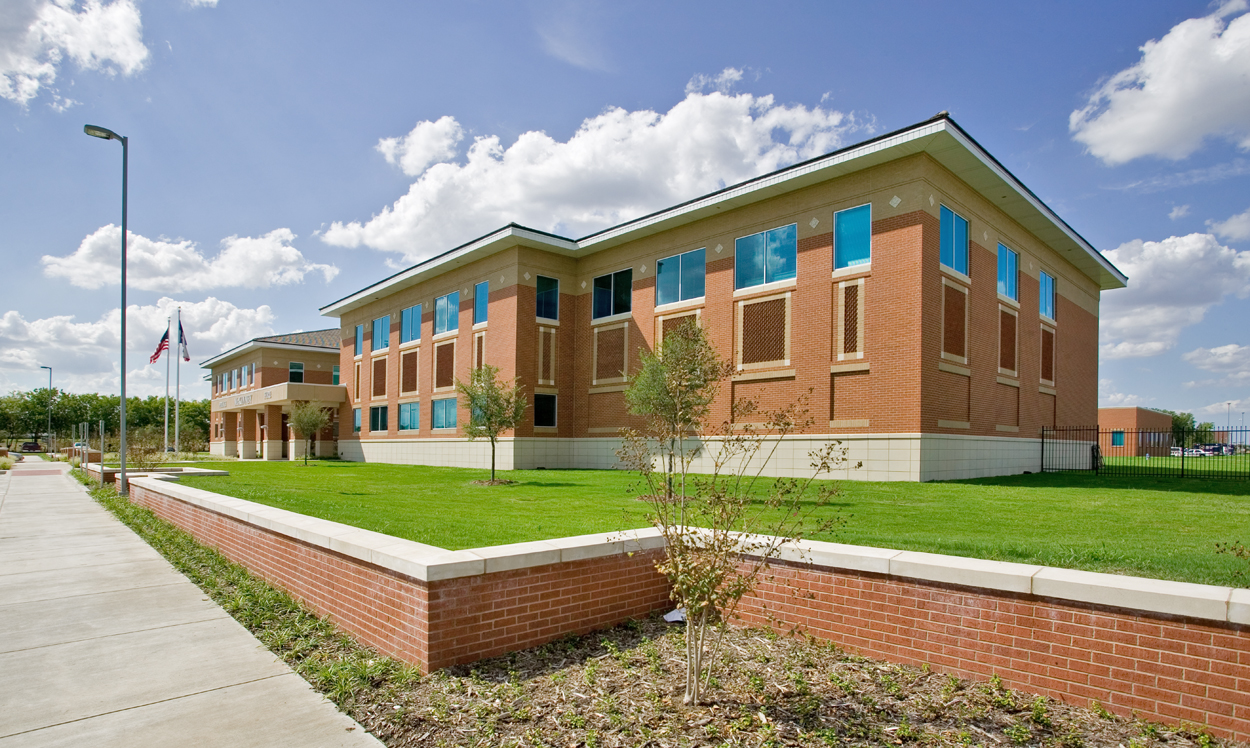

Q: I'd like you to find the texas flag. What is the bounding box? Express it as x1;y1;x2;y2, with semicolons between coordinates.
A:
149;329;169;364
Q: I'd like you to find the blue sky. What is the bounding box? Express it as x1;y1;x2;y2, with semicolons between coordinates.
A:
2;0;1248;426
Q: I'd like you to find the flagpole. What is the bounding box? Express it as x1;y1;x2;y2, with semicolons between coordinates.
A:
175;307;182;453
164;316;170;453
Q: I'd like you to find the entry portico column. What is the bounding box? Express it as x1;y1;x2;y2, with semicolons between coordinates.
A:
238;408;257;459
263;404;284;460
221;411;238;458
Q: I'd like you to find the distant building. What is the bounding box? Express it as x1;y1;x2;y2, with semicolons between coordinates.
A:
1097;407;1174;457
203;330;345;460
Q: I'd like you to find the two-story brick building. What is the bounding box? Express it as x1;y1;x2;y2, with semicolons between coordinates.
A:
204;330;345;459
307;114;1126;480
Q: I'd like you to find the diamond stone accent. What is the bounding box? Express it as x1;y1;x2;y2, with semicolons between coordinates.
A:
523;272;531;281
889;196;901;208
809;217;819;228
581;281;587;289
929;195;935;207
714;244;723;254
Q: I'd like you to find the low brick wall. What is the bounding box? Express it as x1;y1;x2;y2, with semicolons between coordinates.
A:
124;478;1249;739
126;478;669;672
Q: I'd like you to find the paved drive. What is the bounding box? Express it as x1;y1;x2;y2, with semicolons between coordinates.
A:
0;457;383;747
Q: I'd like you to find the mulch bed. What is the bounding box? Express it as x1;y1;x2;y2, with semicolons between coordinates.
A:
343;615;1237;748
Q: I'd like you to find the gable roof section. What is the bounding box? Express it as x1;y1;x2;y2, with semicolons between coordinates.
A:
200;328;341;369
320;114;1126;319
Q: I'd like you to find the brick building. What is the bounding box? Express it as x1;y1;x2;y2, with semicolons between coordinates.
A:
311;114;1125;480
1097;406;1174;458
205;330;345;459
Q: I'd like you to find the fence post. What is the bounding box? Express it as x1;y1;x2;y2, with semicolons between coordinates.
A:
1181;430;1186;478
1040;427;1046;473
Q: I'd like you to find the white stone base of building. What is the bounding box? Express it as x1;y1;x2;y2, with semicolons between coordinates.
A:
262;439;284;460
337;432;1046;482
315;439;336;458
238;441;257;459
288;438;307;461
209;441;225;457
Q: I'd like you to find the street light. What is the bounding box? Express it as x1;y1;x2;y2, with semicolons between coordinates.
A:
39;365;52;451
84;124;129;495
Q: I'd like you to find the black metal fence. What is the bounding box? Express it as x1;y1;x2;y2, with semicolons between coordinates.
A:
1041;427;1250;479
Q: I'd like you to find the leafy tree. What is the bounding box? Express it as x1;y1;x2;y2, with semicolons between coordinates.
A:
1157;410;1195;448
455;364;527;482
618;321;857;706
288;401;332;466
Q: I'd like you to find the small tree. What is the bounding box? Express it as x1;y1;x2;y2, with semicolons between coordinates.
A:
288;401;331;466
455;364;528;482
619;321;858;706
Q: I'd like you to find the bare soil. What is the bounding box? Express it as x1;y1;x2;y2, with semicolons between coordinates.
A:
472;479;520;486
343;615;1237;748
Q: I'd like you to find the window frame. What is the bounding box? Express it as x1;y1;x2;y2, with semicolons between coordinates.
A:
1039;271;1056;322
473;281;489;326
536;276;559;321
534;393;557;428
401;304;422;344
332;365;339;386
369;405;388;433
372;315;390;351
592;268;633;320
655;248;706;307
353;408;361;433
1111;430;1125;447
354;324;364;357
734;223;798;291
398;401;420;432
289;362;304;383
997;244;1019;301
432;397;457;430
834;204;872;270
434;292;459;336
939;205;970;277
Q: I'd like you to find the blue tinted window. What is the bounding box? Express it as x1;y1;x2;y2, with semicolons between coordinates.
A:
1112;430;1125;447
834;205;872;269
354;325;363;356
353;408;360;432
736;224;796;290
656;249;705;306
534;393;556;427
288;362;303;383
940;206;969;275
401;305;422;344
369;405;387;432
399;402;419;431
997;245;1018;300
372;315;390;350
332;365;339;386
1039;272;1056;320
474;282;489;325
433;398;457;429
593;269;632;319
435;292;459;335
536;276;559;320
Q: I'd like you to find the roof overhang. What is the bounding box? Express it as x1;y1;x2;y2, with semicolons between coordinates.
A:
319;115;1126;320
200;340;339;370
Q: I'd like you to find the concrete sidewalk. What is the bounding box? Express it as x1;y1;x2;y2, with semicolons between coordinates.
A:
0;457;383;748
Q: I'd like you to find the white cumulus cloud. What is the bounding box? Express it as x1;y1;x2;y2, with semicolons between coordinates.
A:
0;297;274;396
1070;1;1250;165
376;115;464;177
686;67;744;95
322;89;866;262
0;0;148;107
1099;233;1250;359
1098;378;1150;407
41;225;339;292
1169;204;1190;220
1209;205;1250;240
1181;344;1250;388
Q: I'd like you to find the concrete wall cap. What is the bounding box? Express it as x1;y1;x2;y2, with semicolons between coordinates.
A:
890;551;1041;594
465;540;563;574
1032;566;1232;622
1228;588;1250;626
785;540;899;574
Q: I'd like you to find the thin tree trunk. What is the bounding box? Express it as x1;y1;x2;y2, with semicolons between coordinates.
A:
491;437;496;481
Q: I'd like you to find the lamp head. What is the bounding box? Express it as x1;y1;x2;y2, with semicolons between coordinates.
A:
83;124;121;141
40;365;51;371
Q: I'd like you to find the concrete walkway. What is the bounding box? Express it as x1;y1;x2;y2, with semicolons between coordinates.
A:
0;457;383;748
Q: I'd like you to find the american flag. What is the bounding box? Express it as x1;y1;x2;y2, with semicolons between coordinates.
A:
178;322;191;362
149;329;169;364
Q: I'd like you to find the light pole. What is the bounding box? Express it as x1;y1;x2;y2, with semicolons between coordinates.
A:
39;365;51;451
84;124;129;495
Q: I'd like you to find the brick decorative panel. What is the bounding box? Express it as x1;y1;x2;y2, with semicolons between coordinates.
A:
943;284;966;358
832;371;870;422
843;285;859;355
936;369;970;423
588;390;629;431
435;342;455;389
1041;327;1055;382
994;382;1019;427
400;351;418;394
741;298;787;365
595;326;626;381
475;333;485;370
662;313;695;340
1000;309;1016;372
372;357;387;398
537;327;556;385
1041;391;1057;428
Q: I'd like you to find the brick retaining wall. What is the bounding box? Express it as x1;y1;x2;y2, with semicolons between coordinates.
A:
125;478;1248;739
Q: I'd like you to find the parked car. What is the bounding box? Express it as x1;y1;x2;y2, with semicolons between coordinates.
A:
20;442;41;452
1183;448;1207;457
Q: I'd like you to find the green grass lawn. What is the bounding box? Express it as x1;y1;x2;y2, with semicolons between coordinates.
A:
179;460;1250;588
1102;454;1250;476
